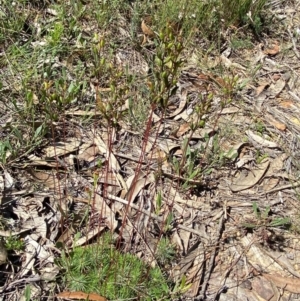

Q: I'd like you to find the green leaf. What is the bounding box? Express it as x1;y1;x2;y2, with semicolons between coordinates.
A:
262;206;270;219
242;223;258;229
13;127;22;141
269;218;290;227
252;202;260;218
33;124;43;141
24;285;31;301
188;168;199;180
165;212;174;230
156;191;162;213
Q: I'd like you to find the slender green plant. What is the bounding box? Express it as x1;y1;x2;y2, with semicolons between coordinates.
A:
242;202;291;230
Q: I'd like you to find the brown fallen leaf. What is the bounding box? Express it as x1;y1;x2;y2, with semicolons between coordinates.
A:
252;276;274;301
264;41;280;55
263;273;300;294
56;291;107;301
269;120;286;131
176;122;191;137
279;100;293;108
272;73;281;81
141;19;154;37
77;145;100;162
148;147;167;163
141;34;147;45
27;169;65;190
256;82;269;97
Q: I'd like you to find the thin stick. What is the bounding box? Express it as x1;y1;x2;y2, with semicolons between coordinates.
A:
260;181;300;195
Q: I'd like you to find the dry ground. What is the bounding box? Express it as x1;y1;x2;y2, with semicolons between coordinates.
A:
1;0;300;300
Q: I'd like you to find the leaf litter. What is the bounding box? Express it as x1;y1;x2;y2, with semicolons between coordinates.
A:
1;1;300;301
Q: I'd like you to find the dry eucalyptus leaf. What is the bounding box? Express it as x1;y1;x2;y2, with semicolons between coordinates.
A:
264;41;280;55
230;159;269;192
236;154;255;168
176;122;191;137
22;216;47;238
185;256;202;298
269;119;286;131
0;229;29;237
291;117;300;126
265;153;287;177
115;49;149;75
0;175;4;192
171;245;204;283
56;291;106;301
141;34;147;45
272;73;281;81
263;273;300;294
251;276;274;301
94;194;118;232
27;170;65;190
256;82;269;97
172;231;184;253
20;237;36;277
262;177;280;192
57;226;75;246
268;78;285;98
183;127;216;140
77;145;100;162
94;132;127;190
125;173;155;202
152;137;180;153
26;236;54;263
66;109;102;116
167;93;187;118
27;154;59;167
40;265;60;281
4;170;14;189
240;235;284;273
148;148;166;163
94;132;120;171
255;90;267;111
73;226;106;247
220;54;246;70
141;19;154;37
279;100;293;108
246;130;279;148
174;109;190;121
218;107;240;114
179;229;191;255
0;240;7;265
45;138;82;157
